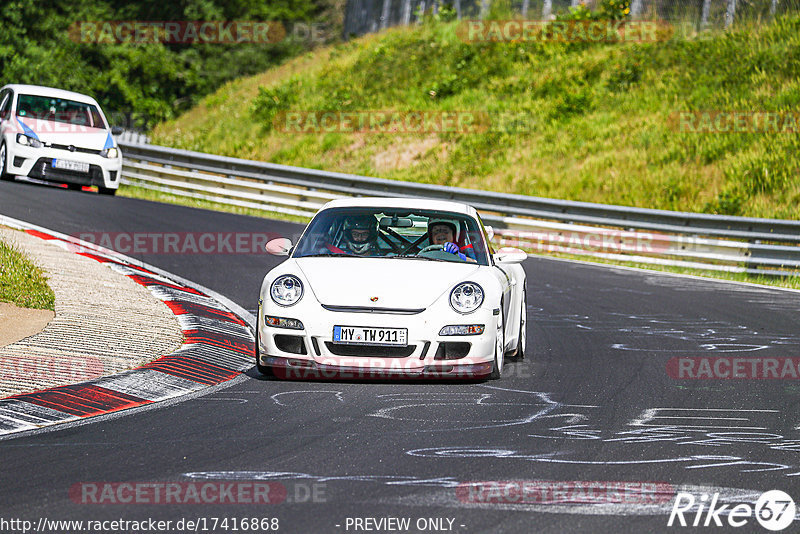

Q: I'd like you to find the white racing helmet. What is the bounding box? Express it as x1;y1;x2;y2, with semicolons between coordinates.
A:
342;214;378;254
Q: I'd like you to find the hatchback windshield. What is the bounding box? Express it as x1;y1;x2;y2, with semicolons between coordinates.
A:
293;207;489;265
16;94;106;129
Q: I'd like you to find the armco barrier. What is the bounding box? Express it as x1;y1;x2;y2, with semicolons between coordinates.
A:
117;140;800;277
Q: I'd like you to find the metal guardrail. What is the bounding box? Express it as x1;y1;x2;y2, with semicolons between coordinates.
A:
117;140;800;277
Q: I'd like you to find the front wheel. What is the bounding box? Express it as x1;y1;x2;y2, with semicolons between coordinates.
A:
0;143;12;181
489;306;504;380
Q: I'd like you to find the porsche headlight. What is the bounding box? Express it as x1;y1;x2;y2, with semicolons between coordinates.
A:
270;275;303;306
449;282;484;314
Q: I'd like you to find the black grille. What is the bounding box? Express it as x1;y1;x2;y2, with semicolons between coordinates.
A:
324;342;416;358
48;144;102;155
28;157;104;186
434;342;471;360
274;334;307;355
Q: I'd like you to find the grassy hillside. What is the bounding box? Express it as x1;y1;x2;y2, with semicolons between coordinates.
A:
152;15;800;219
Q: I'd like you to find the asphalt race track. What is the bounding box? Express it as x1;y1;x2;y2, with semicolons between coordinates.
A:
1;178;800;533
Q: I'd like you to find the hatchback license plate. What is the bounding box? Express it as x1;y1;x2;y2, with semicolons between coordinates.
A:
52;159;89;173
333;326;407;346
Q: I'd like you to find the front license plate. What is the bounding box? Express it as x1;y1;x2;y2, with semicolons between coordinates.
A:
333;326;408;346
52;159;89;173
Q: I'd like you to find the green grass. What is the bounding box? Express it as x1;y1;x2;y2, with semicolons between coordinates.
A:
0;234;55;310
152;15;800;220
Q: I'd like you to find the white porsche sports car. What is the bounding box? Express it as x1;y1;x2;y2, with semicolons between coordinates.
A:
257;197;528;380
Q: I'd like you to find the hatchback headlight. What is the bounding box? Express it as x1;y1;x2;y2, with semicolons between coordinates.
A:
16;133;42;148
102;147;119;159
450;282;484;314
270;275;303;306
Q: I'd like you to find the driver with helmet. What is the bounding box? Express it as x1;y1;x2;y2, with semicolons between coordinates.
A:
324;214;379;256
427;218;477;262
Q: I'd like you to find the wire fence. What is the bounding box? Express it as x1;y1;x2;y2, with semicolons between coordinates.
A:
343;0;800;36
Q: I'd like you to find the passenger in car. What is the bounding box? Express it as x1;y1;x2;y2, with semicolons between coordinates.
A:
427;219;477;262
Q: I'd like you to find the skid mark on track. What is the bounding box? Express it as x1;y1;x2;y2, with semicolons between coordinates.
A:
270;390;345;406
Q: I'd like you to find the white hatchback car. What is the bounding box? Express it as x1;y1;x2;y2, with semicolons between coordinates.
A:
0;84;122;195
258;197;528;380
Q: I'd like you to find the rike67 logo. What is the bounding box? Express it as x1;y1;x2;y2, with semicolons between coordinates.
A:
668;490;796;531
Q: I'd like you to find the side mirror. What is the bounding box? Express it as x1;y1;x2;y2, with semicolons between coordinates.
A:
111;126;124;136
265;238;293;256
493;247;527;264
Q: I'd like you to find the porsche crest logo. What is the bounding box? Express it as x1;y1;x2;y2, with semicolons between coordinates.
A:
370;297;379;302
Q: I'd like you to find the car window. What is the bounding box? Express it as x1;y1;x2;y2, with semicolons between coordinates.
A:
16;94;107;129
293;207;489;265
0;90;11;120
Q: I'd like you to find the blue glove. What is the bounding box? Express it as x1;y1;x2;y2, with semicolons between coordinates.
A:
443;242;459;254
457;252;467;261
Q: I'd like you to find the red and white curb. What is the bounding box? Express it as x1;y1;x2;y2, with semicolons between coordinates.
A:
0;216;255;436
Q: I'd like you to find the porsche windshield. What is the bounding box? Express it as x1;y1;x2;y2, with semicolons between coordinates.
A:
293;207;490;265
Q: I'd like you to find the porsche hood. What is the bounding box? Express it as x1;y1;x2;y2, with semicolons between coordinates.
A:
295;257;481;310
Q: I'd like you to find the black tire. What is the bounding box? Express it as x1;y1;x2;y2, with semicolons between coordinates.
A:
98;187;117;196
489;304;504;380
254;327;274;377
0;142;12;181
515;286;527;359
